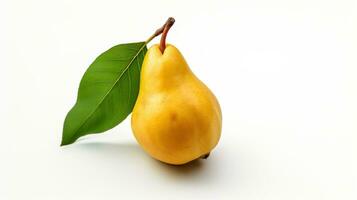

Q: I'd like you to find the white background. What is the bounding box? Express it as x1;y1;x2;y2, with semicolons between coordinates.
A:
1;0;357;199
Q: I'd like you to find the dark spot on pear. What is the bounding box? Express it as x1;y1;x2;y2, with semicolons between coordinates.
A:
170;112;177;121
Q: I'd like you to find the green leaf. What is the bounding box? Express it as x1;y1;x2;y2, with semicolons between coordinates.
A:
61;42;147;146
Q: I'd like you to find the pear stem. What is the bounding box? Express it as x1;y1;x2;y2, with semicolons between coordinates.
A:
159;17;175;53
145;17;175;45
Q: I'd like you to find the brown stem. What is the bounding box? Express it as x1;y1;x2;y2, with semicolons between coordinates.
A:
159;17;175;53
146;17;176;44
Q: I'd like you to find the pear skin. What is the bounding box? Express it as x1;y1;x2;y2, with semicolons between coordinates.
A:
131;44;222;165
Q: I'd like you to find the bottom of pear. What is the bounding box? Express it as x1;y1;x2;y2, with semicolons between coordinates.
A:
155;152;211;166
200;152;210;159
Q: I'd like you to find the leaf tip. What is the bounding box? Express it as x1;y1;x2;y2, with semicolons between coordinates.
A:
60;141;67;147
60;132;75;146
60;139;69;147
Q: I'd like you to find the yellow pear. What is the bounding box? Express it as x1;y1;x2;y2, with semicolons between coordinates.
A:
131;44;222;165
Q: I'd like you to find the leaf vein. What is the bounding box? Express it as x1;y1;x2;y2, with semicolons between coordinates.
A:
72;43;146;139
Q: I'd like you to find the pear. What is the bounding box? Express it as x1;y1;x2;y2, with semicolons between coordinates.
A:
131;43;222;165
131;18;221;165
